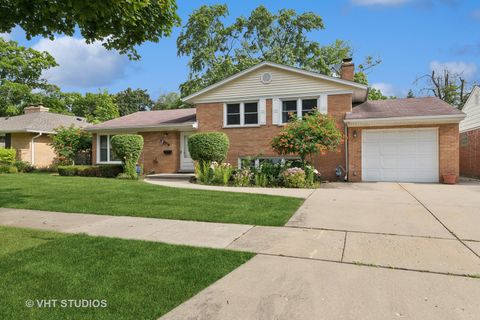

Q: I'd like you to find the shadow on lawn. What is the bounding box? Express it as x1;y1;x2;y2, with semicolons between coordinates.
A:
0;188;31;207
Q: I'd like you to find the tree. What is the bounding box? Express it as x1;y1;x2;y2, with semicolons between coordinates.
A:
406;89;415;98
153;92;185;110
0;38;57;116
0;0;180;59
115;88;154;116
368;88;388;100
177;5;353;96
72;91;119;123
49;126;92;165
271;111;343;166
415;69;473;108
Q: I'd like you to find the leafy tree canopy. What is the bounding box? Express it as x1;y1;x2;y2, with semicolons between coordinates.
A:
72;90;119;123
115;88;154;116
153;92;185;110
0;0;180;59
177;4;352;96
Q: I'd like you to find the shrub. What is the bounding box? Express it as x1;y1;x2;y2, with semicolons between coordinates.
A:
0;165;18;174
58;165;123;178
57;166;76;176
271;111;343;165
194;161;213;184
8;166;18;173
14;160;34;173
233;168;252;187
49;126;92;165
254;172;268;187
111;134;144;179
188;132;229;163
282;167;306;188
0;148;16;165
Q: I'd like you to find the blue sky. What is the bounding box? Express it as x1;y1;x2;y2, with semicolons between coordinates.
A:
3;0;479;99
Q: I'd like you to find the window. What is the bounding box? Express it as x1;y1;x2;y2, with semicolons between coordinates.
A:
282;100;297;123
0;134;5;148
244;102;258;124
302;99;317;117
226;103;241;125
224;101;259;127
98;135;121;163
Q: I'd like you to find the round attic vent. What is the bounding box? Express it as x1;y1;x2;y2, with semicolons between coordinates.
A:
261;72;272;84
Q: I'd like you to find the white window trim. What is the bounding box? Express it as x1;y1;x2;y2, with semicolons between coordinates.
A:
223;101;261;128
279;95;328;124
0;133;5;148
96;134;122;164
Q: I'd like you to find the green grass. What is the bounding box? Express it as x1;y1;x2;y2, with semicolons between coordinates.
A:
0;173;303;226
0;226;254;320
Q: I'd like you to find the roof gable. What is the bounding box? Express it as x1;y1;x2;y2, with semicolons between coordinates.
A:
460;86;480;132
182;61;368;104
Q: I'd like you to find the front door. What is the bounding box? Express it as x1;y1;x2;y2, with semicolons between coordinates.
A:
180;132;194;172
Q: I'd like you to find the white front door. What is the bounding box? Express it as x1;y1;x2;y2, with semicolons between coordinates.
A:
180;132;194;171
362;128;439;183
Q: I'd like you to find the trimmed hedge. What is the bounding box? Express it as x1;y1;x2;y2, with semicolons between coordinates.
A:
188;132;229;163
0;148;16;165
58;165;123;178
111;135;144;179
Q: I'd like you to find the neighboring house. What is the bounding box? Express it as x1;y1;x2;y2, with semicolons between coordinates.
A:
0;105;89;167
87;60;465;183
460;85;480;178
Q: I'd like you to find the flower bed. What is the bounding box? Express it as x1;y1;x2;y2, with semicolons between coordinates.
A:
194;159;320;189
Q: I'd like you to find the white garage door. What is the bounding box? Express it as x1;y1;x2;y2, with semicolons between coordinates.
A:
362;129;439;182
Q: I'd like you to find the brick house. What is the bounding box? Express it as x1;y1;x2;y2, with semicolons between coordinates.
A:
460;86;480;178
0;105;89;167
86;60;465;183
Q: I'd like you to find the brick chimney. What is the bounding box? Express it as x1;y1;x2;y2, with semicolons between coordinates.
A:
340;58;354;81
24;105;50;114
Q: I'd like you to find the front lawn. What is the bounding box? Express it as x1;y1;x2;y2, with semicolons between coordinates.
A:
0;226;254;320
0;173;302;226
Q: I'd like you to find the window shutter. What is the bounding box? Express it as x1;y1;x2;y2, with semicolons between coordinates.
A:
258;98;266;125
272;98;281;124
318;95;328;115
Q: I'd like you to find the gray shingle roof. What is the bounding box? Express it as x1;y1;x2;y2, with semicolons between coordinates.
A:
86;108;196;131
0;112;89;134
346;97;464;120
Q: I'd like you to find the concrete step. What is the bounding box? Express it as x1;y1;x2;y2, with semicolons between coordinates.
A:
146;173;195;180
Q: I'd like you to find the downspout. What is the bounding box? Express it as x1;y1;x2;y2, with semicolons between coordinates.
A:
31;132;42;166
344;124;348;181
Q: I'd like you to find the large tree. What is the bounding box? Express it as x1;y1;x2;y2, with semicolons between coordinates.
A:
177;5;352;96
72;91;119;123
153;92;185;110
415;69;474;108
0;0;180;59
0;38;57;115
115;88;154;116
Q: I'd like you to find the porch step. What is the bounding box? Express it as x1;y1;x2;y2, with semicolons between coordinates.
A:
146;173;194;181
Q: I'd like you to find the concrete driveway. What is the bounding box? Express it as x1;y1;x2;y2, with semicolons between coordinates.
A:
162;181;480;320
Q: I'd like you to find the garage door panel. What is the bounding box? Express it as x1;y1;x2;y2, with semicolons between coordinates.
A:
362;129;439;183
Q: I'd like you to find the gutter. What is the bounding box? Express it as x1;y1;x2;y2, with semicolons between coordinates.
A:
344;114;466;127
84;122;197;133
31;133;43;166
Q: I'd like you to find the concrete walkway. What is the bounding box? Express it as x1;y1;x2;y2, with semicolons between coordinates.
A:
144;178;314;198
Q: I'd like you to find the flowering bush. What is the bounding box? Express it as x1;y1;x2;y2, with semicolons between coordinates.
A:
271;111;343;165
49;126;92;165
304;165;321;186
282;167;306;188
233;168;253;187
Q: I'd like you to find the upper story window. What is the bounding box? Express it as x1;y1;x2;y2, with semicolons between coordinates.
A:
302;99;317;117
98;135;122;163
282;100;297;123
277;95;327;124
224;101;259;127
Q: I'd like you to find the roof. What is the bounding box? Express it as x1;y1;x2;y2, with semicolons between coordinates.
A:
86;108;197;132
346;97;465;119
182;61;368;104
0;112;89;134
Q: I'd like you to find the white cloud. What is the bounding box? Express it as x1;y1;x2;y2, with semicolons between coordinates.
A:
372;83;396;96
351;0;411;5
429;60;478;79
0;33;10;40
33;37;128;88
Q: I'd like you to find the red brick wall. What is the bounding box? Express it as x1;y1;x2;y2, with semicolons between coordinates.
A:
92;132;181;174
348;124;460;182
460;128;480;178
196;94;352;181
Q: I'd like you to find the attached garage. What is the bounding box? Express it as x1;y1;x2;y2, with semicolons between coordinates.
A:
361;128;439;182
345;97;466;183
